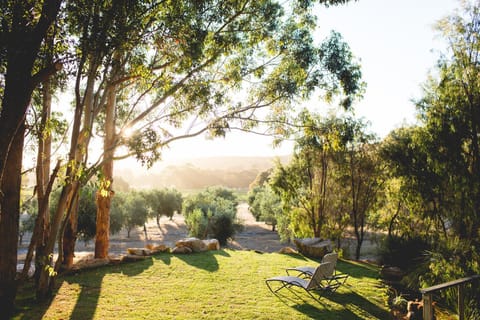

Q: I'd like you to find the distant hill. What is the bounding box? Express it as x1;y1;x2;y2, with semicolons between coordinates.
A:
116;155;290;190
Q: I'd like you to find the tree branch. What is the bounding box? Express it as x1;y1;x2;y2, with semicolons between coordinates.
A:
30;61;62;89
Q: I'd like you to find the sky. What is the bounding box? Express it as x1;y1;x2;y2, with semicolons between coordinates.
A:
147;0;461;164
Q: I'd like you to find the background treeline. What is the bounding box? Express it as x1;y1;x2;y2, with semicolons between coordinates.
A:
21;186;241;246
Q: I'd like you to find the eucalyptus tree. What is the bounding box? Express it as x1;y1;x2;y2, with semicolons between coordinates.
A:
0;0;62;314
380;127;447;237
270;112;354;239
66;0;364;263
335;118;383;260
415;1;480;241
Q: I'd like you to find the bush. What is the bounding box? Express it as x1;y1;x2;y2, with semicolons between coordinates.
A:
184;187;242;245
419;238;480;319
185;208;209;239
210;212;242;245
379;235;430;272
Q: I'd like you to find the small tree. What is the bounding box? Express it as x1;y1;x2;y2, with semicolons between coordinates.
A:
184;187;240;245
248;185;282;231
271;112;347;239
124;192;149;239
144;189;183;230
110;191;149;238
336;118;384;260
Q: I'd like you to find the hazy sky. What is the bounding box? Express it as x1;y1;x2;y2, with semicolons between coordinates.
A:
156;0;460;163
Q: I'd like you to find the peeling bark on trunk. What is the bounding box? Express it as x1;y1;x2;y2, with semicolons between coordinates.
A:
95;56;119;259
95;94;115;258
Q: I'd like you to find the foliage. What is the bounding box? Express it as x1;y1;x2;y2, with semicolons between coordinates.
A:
76;185;98;244
184;187;241;244
19;199;37;245
14;252;392;320
209;213;237;246
68;0;365;168
271;112;353;240
378;235;431;273
379;2;480;316
144;188;183;227
248;185;282;231
108;194;125;236
47;185;126;239
419;238;480;319
184;208;209;240
111;191;149;238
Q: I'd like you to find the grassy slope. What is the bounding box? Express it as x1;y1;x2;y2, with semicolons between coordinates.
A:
14;250;392;320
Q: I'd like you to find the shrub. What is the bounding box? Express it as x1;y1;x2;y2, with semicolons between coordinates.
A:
185;208;209;239
210;212;240;245
419;238;480;319
184;187;242;245
379;235;430;272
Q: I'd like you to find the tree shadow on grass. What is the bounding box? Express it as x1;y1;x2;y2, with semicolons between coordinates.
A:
270;287;392;320
153;252;172;265
269;287;360;320
66;257;153;320
325;289;393;319
171;249;230;272
17;257;154;320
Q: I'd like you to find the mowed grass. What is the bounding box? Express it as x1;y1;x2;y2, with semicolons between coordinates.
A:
14;250;392;320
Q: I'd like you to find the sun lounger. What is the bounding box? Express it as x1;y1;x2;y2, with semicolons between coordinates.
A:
265;262;334;300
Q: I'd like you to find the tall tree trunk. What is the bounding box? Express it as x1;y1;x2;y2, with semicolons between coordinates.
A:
95;82;116;258
22;81;53;280
0;124;25;318
0;44;38;319
0;2;61;311
62;59;98;267
62;187;79;267
36;183;74;299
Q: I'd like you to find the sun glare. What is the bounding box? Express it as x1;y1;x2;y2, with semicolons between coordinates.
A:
122;127;135;138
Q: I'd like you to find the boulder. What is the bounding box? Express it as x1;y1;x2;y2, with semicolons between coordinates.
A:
171;246;193;254
127;248;152;256
145;244;170;253
123;254;150;262
203;239;220;251
176;237;208;253
380;266;405;282
293;238;332;258
278;247;298;254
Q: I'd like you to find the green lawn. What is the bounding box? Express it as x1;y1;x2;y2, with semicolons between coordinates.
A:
14;250;392;320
